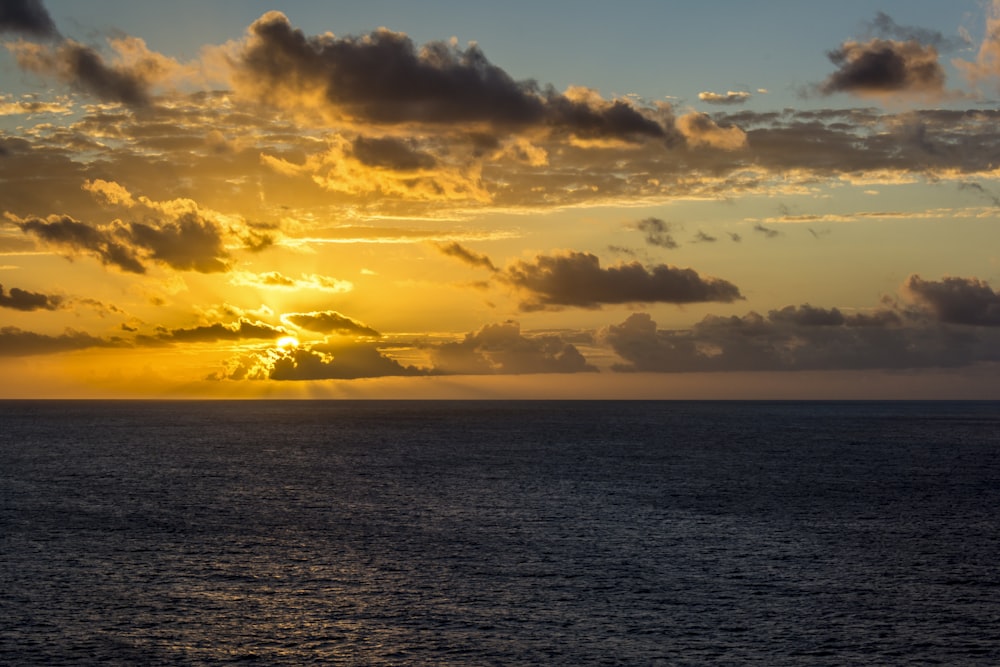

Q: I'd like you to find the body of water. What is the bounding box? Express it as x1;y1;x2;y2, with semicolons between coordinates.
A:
2;400;998;664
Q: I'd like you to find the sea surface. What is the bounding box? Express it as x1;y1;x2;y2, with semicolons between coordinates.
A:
1;400;999;665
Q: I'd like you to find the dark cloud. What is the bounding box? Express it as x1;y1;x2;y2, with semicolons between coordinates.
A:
0;284;61;310
636;217;679;249
0;326;124;356
155;318;289;343
728;232;742;242
234;12;672;142
18;215;146;273
501;251;744;310
869;11;968;53
17;212;234;274
127;212;229;273
429;320;596;374
958;181;1000;207
270;342;421;380
753;223;780;238
0;0;59;39
604;305;999;373
693;231;717;243
820;38;945;99
544;94;670;142
435;241;498;271
13;40;152;106
768;304;901;327
906;275;1000;326
282;311;380;337
352;136;437;170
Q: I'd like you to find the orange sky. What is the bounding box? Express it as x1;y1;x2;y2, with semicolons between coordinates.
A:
2;0;1000;398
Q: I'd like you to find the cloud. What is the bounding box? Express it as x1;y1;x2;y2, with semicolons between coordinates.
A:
0;326;124;356
753;222;780;238
17;214;146;273
231;12;673;142
675;112;747;150
428;320;597;374
0;284;62;310
905;275;1000;325
603;302;1000;373
434;241;498;271
261;133;490;202
10;39;153;106
635;217;679;249
0;0;59;39
693;231;717;243
0;93;71;116
352;136;436;170
698;91;751;105
602;277;1000;374
501;251;744;310
14;199;261;274
214;340;421;381
269;343;421;380
83;179;136;207
127;212;229;273
153;318;290;344
820;38;946;100
869;11;968;52
281;311;380;337
230;271;353;293
955;0;1000;87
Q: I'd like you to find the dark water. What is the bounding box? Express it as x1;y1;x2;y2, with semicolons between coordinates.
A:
1;400;999;665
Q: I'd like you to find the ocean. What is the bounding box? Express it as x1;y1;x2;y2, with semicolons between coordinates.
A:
1;400;998;665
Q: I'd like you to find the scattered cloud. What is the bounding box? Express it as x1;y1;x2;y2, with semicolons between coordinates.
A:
428;320;596;374
753;222;780;238
212;340;421;381
435;241;498;271
230;271;353;293
281;311;380;337
501;251;744;310
14;212;234;274
603;275;1000;373
603;297;1000;373
0;93;71;116
0;326;124;356
0;283;62;310
352;136;437;170
820;38;946;100
635;217;679;249
230;11;675;143
0;0;59;39
869;11;969;52
905;275;1000;325
675;111;748;150
150;318;290;344
698;91;751;105
10;39;153;107
954;0;1000;87
16;214;146;273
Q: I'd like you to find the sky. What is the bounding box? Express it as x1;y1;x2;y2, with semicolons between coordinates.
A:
1;0;1000;398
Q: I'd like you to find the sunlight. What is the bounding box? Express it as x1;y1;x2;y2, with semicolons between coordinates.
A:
276;335;300;349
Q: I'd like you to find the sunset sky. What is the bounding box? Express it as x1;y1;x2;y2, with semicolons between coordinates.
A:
2;0;1000;398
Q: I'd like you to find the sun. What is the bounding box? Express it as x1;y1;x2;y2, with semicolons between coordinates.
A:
276;335;300;349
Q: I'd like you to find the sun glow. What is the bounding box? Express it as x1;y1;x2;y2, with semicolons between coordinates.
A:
276;335;300;349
